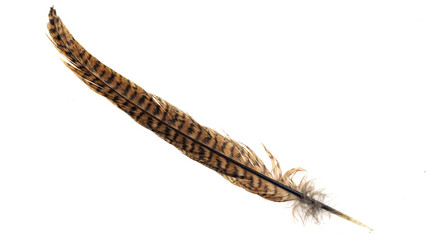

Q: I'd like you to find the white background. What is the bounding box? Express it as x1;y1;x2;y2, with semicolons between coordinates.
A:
1;1;426;239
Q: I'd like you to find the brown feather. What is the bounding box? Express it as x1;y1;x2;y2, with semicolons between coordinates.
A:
47;7;371;230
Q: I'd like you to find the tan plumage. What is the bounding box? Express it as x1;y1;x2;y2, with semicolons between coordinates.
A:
47;7;371;230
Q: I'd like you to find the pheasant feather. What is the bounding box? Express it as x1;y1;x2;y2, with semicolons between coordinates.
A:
47;7;371;230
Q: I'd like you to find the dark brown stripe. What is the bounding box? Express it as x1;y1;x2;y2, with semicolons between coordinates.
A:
186;123;195;135
129;106;137;117
106;72;116;84
93;60;100;72
182;137;188;151
138;95;147;106
135;111;145;121
153;104;161;116
172;131;179;142
195;129;203;141
129;88;138;101
160;103;170;121
229;145;236;158
146;117;154;129
123;82;131;96
164;126;171;139
220;141;228;152
144;103;152;111
188;142;195;153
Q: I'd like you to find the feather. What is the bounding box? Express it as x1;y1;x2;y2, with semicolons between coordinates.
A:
47;7;371;230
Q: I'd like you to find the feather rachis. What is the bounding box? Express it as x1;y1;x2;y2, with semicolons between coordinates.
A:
47;7;371;230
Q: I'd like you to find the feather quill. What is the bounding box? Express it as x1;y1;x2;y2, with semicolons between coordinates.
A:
47;7;371;230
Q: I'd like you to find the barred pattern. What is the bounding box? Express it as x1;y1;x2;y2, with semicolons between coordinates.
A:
47;7;371;230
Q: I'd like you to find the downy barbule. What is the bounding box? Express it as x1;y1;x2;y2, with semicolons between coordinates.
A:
47;7;371;231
